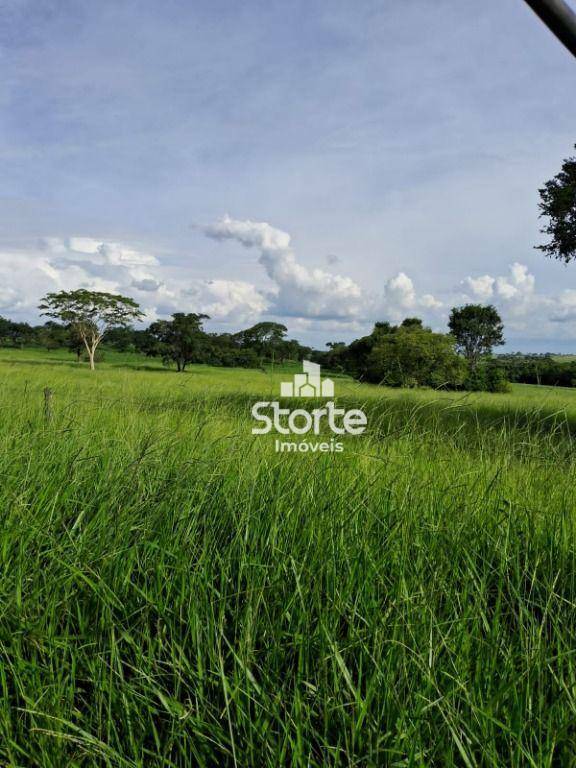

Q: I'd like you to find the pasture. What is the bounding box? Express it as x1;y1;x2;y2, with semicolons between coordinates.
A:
1;348;576;766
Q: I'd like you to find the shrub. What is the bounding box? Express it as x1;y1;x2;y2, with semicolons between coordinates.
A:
485;364;511;393
464;361;510;393
366;326;467;389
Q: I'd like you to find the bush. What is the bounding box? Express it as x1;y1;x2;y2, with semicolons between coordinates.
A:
204;349;260;368
366;327;467;389
485;364;510;393
463;367;487;392
464;362;510;393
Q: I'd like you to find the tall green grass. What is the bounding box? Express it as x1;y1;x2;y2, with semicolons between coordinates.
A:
1;350;576;766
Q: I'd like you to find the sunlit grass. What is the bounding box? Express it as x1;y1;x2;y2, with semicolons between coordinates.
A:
0;348;576;765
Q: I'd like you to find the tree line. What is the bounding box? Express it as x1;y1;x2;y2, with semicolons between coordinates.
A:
0;141;575;385
10;288;576;391
495;354;576;388
0;290;312;371
0;289;515;392
313;305;508;392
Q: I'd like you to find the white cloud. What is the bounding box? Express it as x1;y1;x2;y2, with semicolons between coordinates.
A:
203;216;447;326
66;237;158;266
458;262;576;337
204;214;363;320
495;263;535;302
463;274;495;300
0;236;268;327
464;263;535;305
65;238;100;255
204;215;292;252
5;224;576;346
0;286;22;310
385;272;416;309
182;279;268;321
550;290;576;323
132;277;163;292
420;293;443;310
377;273;442;320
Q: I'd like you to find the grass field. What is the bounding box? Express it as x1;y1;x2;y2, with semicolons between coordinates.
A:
1;348;576;766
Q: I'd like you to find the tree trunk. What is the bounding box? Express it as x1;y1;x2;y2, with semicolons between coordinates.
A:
83;333;101;371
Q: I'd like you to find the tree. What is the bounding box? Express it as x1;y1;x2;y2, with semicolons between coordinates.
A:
0;316;11;346
279;338;311;363
145;313;210;372
343;321;397;378
37;321;68;351
366;325;466;389
67;324;86;362
537;146;576;263
448;304;504;369
400;317;423;329
233;322;287;366
0;320;34;348
39;289;143;370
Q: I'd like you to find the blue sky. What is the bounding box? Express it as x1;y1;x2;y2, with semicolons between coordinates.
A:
2;0;576;350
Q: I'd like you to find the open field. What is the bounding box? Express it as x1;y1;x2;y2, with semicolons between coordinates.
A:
1;348;576;766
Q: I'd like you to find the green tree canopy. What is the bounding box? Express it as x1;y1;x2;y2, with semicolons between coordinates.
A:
233;322;288;365
400;317;424;329
366;325;466;389
39;289;143;369
448;304;504;369
537;146;576;263
146;312;210;372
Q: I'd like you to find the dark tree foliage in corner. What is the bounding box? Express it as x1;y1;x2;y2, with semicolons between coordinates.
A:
448;304;504;369
538;146;576;263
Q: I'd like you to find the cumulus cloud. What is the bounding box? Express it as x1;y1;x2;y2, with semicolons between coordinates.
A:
182;279;268;322
385;272;416;309
376;273;442;320
463;263;535;304
131;277;163;292
420;293;443;310
458;262;576;336
0;220;448;333
496;263;535;301
204;215;292;252
549;290;576;323
10;220;576;345
204;214;363;319
0;286;22;310
47;237;160;287
0;236;267;326
203;215;446;325
463;274;495;300
67;238;158;266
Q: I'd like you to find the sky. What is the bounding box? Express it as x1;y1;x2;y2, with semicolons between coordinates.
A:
2;0;576;351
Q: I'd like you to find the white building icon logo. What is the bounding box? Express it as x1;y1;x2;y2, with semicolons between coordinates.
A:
280;361;335;398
